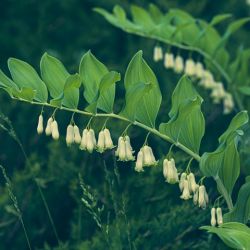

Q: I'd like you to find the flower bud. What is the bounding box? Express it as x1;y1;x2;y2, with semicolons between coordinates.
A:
80;129;88;150
179;172;187;191
74;125;82;144
153;46;163;62
118;139;126;161
66;124;74;146
125;137;135;161
86;129;96;153
104;128;114;149
216;207;223;225
164;53;174;69
195;62;204;78
142;146;157;166
185;59;195;76
97;130;105;153
211;208;217;227
37;114;44;134
167;158;179;184
51;120;59;140
174;55;184;73
187;173;197;193
45;117;53;136
180;180;192;200
198;185;208;209
135;150;144;172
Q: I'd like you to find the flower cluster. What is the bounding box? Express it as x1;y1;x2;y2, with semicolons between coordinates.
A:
66;124;81;146
153;46;234;114
193;185;209;209
135;145;157;172
115;135;135;161
37;115;60;140
163;158;179;184
210;207;223;227
97;128;114;153
79;128;96;153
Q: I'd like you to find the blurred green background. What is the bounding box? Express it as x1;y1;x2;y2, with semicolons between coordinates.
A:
0;0;249;249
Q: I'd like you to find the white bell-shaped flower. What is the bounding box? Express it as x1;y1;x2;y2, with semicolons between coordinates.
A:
185;59;196;76
51;120;60;140
180;180;192;200
198;185;209;209
97;130;105;153
163;159;169;180
216;207;223;225
135;150;144;172
195;62;204;78
179;172;187;191
104;128;114;149
86;129;96;153
142;145;157;166
37;114;44;134
223;93;234;114
118;138;126;161
166;158;179;184
211;83;226;102
174;55;184;73
153;46;163;62
80;129;88;150
124;136;135;161
45;117;53;136
187;173;197;193
66;124;74;146
211;207;217;227
200;70;216;89
115;136;123;157
74;125;82;144
193;188;199;205
164;53;174;69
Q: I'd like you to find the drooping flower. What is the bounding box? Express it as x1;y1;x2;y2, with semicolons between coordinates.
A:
174;55;184;73
216;207;223;225
163;158;179;184
66;124;74;146
198;185;209;209
200;70;216;89
124;136;135;161
187;173;198;193
180;180;192;200
153;46;163;62
164;53;174;69
79;129;88;150
211;207;217;227
195;62;204;79
37;114;44;135
45;117;53;136
184;59;196;76
103;128;114;149
135;150;144;172
223;93;234;114
211;83;226;103
142;145;157;166
74;125;82;144
179;172;187;191
86;129;96;153
97;130;105;152
115;136;134;161
51;120;60;140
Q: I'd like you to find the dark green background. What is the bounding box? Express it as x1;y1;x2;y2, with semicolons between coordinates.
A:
0;0;249;249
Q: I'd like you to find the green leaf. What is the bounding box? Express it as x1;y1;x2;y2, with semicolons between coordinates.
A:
224;179;250;223
160;98;205;153
201;223;250;249
200;111;248;195
209;14;232;26
8;58;48;102
40;52;69;98
97;71;120;113
238;86;250;96
169;75;200;118
12;88;36;101
122;51;161;127
148;4;163;23
113;5;126;22
79;51;108;105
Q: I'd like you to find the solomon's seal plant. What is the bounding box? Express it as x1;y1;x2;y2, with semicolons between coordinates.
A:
0;3;250;249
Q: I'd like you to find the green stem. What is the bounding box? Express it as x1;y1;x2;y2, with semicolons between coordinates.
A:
13;98;201;162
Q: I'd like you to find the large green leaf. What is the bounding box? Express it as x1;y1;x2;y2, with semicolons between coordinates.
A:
8;58;48;102
160;98;205;153
224;178;250;224
201;223;250;249
122;51;162;127
79;51;108;105
200;111;248;195
40;53;69;98
209;13;232;26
